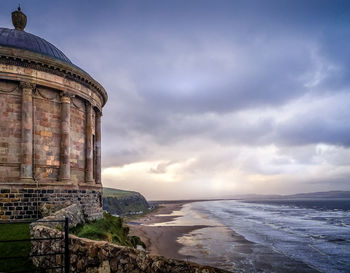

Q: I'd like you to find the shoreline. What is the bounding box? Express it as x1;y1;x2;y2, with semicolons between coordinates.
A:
127;200;321;273
128;201;205;260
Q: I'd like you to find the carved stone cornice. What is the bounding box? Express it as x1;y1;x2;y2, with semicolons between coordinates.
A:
0;47;107;106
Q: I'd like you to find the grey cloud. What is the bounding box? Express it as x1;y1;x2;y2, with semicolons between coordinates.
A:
277;116;350;147
2;0;349;194
149;161;174;174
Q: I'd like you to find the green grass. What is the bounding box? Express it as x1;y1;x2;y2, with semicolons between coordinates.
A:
124;204;159;221
0;223;37;272
115;202;150;215
71;212;145;249
103;187;138;198
102;187;150;215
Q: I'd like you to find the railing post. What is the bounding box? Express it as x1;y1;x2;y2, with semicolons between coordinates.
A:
64;217;70;273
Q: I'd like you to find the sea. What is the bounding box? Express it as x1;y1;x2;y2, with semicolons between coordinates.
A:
155;199;350;273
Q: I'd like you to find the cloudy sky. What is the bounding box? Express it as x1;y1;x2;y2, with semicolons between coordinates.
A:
2;0;350;199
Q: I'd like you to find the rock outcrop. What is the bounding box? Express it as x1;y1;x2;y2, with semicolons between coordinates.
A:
103;188;150;216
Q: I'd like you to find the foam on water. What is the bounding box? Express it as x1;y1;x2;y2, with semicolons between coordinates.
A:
186;200;350;273
147;204;219;227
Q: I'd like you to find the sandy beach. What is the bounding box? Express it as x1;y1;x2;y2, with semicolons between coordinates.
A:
128;201;205;260
128;200;321;273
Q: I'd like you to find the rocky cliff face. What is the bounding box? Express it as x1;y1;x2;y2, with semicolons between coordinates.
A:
102;188;150;216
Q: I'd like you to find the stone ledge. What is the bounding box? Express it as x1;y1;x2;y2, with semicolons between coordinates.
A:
0;182;102;189
34;203;85;228
31;224;231;273
0;47;108;107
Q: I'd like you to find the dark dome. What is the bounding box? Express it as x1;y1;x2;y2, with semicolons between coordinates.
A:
0;27;72;64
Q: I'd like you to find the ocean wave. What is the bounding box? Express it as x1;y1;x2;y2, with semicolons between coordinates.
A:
187;200;350;273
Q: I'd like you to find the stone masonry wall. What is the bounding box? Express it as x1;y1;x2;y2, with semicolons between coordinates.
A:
70;97;86;185
33;88;61;181
0;186;102;220
0;80;102;221
0;80;21;182
31;224;230;273
0;82;96;183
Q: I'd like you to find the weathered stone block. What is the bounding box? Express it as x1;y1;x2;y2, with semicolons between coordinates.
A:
1;16;106;220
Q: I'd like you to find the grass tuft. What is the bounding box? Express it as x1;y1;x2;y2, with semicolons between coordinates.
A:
71;212;146;249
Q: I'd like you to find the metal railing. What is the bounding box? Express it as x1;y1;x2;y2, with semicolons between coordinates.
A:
0;217;70;273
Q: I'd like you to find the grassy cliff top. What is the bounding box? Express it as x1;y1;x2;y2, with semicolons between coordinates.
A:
103;187;140;198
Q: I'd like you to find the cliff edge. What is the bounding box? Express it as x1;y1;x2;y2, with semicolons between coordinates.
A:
103;187;150;216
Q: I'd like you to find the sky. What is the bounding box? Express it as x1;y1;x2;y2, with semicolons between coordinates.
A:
1;0;350;200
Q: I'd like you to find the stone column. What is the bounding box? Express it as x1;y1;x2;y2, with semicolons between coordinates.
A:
20;82;35;180
95;110;102;184
85;102;94;183
59;93;71;181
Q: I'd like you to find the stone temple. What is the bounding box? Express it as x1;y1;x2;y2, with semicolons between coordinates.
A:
0;7;108;220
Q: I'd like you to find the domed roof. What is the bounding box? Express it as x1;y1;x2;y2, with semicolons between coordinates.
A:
0;7;108;107
0;27;72;64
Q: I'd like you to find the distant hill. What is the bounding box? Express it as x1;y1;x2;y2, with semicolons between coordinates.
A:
286;191;350;199
102;188;150;216
228;191;350;200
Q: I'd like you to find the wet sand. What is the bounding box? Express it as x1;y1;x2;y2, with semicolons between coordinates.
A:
128;201;320;273
128;201;206;260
